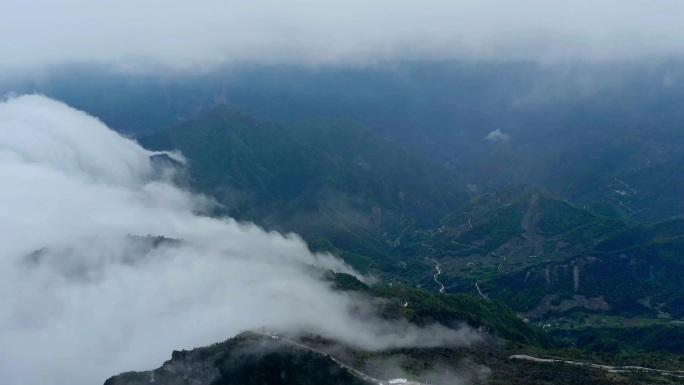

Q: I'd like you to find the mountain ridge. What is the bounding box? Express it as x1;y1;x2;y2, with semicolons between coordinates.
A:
138;105;467;264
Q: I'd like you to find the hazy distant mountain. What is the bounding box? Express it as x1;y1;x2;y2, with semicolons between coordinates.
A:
138;105;466;264
7;61;683;221
137;103;684;322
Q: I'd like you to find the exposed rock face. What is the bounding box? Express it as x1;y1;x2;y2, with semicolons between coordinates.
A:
103;343;222;385
105;342;228;385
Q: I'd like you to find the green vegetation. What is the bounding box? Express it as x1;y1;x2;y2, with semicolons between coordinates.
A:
212;344;365;385
554;324;684;355
457;203;524;251
536;197;623;238
383;187;684;327
129;106;684;385
139;105;465;260
331;272;551;348
138;108;684;328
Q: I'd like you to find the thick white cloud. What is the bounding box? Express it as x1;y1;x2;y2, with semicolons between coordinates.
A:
0;95;479;385
1;0;683;72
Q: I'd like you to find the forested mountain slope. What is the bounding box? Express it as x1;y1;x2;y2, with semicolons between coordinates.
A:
139;105;466;263
384;186;684;324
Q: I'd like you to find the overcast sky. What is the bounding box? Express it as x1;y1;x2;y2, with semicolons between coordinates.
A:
1;0;683;72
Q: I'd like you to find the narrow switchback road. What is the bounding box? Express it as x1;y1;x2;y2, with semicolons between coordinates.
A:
615;177;637;195
606;195;635;215
425;257;446;294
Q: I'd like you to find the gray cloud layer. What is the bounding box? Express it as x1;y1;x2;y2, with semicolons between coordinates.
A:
0;95;479;385
2;1;684;71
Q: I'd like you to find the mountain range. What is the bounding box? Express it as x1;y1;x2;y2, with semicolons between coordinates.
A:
8;61;684;222
97;104;684;384
138;105;465;264
9;62;682;384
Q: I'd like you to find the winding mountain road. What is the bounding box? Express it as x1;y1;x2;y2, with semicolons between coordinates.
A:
614;178;637;195
510;355;684;378
425;257;446;294
606;178;638;215
255;331;428;385
255;332;387;384
475;280;487;299
606;195;635;215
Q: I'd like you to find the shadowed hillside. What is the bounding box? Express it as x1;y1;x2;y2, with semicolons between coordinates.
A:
139;105;467;264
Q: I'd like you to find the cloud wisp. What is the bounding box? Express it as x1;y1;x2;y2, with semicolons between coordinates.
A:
0;95;479;385
485;129;511;143
1;0;684;72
